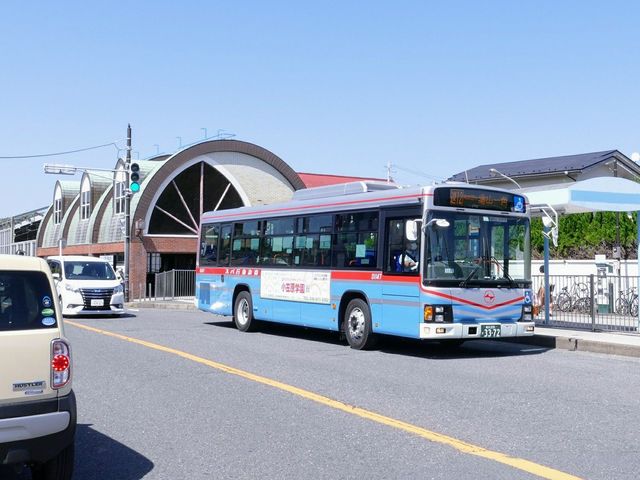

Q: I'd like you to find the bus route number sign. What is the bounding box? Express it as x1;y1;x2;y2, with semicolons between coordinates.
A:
434;187;525;213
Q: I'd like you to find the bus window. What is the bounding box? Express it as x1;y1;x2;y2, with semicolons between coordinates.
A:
385;218;419;274
294;234;332;267
262;236;294;266
334;232;377;269
200;224;219;266
266;218;295;235
219;225;232;266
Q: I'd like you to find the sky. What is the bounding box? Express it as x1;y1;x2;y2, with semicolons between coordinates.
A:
1;0;640;218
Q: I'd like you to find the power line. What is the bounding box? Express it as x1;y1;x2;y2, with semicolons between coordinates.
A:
393;164;446;182
0;141;121;159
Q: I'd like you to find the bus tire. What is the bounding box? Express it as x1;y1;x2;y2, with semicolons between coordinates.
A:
343;298;377;350
234;291;255;332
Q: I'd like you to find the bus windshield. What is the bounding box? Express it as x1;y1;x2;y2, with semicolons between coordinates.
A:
423;211;530;286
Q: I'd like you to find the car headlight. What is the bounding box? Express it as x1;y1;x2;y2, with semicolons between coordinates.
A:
113;284;123;294
64;284;80;293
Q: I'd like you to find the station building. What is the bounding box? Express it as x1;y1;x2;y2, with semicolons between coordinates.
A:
35;139;381;297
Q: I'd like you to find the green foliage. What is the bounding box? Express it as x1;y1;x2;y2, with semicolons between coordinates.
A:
531;212;638;259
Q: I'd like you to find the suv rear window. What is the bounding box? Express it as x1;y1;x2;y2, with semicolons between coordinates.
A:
0;271;57;331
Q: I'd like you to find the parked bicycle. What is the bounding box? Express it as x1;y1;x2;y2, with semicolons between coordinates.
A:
556;282;591;313
615;287;638;316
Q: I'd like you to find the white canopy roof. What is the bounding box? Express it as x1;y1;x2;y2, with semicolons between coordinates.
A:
525;177;640;214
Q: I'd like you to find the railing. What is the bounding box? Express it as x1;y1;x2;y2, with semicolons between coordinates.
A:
133;269;195;301
533;274;640;333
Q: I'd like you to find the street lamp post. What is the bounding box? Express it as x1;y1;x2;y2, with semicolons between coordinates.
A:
489;168;522;189
124;124;132;302
44;124;134;302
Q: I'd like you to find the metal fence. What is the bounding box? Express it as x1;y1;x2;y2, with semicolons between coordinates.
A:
533;274;640;333
133;269;195;301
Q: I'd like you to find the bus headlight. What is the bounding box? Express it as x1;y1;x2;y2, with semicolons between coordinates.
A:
424;305;451;323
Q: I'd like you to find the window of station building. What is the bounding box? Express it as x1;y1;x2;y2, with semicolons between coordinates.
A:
147;253;161;273
199;224;219;266
80;177;91;221
53;187;62;225
114;168;126;215
80;190;91;220
53;198;62;225
333;211;379;269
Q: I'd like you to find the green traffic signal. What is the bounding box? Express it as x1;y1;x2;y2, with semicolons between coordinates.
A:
130;163;140;193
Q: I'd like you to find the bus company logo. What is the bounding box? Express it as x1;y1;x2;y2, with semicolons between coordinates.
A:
483;290;495;304
224;268;260;276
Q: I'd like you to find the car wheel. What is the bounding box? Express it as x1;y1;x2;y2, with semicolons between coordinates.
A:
343;298;377;350
234;291;255;332
31;443;74;480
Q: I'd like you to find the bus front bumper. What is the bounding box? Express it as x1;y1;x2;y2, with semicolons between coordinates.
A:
419;322;535;340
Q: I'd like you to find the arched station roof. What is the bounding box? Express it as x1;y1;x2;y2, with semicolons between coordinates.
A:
37;139;305;249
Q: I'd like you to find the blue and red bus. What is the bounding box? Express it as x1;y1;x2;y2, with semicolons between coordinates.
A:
196;181;535;349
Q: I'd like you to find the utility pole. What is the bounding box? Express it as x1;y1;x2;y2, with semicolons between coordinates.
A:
124;124;132;302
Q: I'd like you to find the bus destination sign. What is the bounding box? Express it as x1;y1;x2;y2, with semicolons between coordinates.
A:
434;187;525;213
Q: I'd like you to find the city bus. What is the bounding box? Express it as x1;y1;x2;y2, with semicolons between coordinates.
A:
196;181;535;349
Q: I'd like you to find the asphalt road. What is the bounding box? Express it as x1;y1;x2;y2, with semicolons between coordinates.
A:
4;308;640;479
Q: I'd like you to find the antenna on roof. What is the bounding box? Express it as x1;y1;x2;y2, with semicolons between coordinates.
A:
386;161;394;183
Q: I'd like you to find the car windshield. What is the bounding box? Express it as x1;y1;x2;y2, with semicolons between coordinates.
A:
63;261;116;280
423;211;531;286
0;271;57;331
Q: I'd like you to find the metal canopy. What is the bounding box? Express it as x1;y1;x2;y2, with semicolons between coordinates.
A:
522;176;640;329
525;177;640;214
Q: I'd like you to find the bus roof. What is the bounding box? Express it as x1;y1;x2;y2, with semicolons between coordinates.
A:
200;182;528;224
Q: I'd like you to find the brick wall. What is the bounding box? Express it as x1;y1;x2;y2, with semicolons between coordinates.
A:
37;236;198;300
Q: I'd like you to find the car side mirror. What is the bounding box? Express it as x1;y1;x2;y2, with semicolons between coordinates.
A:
52;273;61;281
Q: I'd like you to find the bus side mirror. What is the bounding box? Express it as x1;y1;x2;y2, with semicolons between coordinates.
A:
405;219;421;241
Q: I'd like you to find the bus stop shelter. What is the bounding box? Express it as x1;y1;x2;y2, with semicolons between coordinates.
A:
524;176;640;328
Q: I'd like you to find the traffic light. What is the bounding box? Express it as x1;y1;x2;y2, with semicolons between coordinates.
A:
129;163;140;193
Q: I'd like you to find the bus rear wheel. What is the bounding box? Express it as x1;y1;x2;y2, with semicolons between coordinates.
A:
343;298;377;350
234;291;255;332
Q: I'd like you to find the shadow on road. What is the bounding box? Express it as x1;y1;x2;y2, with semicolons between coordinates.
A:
0;424;154;480
203;318;549;359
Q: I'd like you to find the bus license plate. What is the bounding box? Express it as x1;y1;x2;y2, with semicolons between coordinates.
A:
481;325;501;338
91;299;104;307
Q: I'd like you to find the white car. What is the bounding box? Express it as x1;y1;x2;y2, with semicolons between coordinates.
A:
0;254;76;479
47;256;125;316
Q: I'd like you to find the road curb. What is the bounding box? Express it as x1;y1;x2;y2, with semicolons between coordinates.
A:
127;301;196;311
511;334;640;358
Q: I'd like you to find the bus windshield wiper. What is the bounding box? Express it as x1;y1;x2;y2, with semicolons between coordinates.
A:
460;264;481;288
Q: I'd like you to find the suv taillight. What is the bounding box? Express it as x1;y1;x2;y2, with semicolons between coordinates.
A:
51;339;71;389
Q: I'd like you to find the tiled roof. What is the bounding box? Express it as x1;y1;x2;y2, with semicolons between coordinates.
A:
448;150;628;182
297;172;387;188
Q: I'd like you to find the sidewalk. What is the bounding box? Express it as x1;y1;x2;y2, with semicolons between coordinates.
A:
520;326;640;358
126;300;640;358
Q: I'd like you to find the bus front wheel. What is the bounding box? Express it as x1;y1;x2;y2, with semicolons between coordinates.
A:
343;298;377;350
234;291;255;332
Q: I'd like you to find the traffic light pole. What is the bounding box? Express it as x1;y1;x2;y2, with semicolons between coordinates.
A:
124;124;132;302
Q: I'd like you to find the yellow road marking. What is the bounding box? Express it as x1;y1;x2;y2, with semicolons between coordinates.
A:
66;320;582;480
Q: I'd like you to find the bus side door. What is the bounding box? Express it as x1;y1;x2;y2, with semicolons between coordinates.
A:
380;212;422;337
